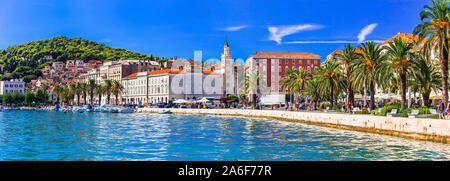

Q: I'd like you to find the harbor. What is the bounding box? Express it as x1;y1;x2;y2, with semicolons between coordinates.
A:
1;110;449;161
137;108;450;143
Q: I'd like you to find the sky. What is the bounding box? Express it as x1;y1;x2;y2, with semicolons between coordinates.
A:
0;0;429;63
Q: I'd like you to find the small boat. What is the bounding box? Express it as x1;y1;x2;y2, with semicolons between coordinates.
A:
158;110;172;114
118;107;134;113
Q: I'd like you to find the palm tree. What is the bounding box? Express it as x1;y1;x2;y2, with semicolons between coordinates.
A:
280;68;310;104
53;84;64;105
71;82;83;105
111;80;124;105
410;47;442;107
306;78;321;110
332;44;361;105
69;83;77;104
351;41;387;110
413;0;450;109
280;69;297;104
247;71;266;109
81;82;88;105
384;37;414;111
87;79;97;105
104;79;113;105
314;61;344;107
95;84;105;106
61;87;71;104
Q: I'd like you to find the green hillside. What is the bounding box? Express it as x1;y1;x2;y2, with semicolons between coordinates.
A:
0;36;159;82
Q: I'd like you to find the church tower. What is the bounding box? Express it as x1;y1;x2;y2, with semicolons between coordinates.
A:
221;37;232;62
220;37;234;95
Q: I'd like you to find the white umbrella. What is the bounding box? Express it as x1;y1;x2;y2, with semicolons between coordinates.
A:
197;98;210;103
173;99;188;104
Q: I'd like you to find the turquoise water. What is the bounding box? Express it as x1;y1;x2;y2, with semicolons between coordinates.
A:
0;110;449;161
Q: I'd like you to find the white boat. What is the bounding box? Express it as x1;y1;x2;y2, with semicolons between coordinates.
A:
78;108;86;113
118;107;134;113
158;110;171;114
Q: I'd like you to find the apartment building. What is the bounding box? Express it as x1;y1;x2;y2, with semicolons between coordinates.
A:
0;79;25;94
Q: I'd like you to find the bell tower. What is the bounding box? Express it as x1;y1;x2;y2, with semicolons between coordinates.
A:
220;36;234;95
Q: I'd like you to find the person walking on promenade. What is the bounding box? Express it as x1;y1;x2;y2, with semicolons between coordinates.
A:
348;102;352;115
438;102;445;119
446;103;450;120
309;100;312;111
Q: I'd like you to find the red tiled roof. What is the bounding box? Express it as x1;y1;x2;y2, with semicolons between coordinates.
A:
123;73;138;79
149;69;185;75
330;49;343;56
382;32;419;45
203;70;214;74
123;69;186;79
251;52;321;58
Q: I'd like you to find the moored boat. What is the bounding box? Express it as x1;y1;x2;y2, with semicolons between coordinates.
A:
158;110;171;114
118;107;134;113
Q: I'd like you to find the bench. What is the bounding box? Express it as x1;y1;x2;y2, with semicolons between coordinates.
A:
408;110;419;118
387;109;398;117
429;109;438;115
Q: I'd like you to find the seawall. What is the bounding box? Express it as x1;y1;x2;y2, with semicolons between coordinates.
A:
136;108;450;143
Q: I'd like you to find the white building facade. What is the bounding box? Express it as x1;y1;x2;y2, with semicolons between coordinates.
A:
0;79;25;94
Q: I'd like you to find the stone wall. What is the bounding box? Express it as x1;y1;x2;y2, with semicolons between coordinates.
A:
136;108;450;143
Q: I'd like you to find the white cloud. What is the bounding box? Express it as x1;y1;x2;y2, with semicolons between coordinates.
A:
357;23;378;42
285;40;384;44
268;24;322;44
222;25;248;31
284;23;381;44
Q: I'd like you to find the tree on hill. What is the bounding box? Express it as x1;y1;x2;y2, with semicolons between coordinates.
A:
0;36;159;82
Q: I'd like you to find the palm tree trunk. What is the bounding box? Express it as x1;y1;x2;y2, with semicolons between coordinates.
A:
107;94;111;105
98;94;102;106
370;81;375;110
252;94;256;109
115;94;119;105
422;93;430;107
349;87;355;106
400;72;407;112
330;82;334;107
346;66;354;105
77;94;81;106
440;36;449;110
90;91;94;105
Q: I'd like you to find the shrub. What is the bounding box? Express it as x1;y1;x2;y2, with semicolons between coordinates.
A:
417;106;431;114
332;105;341;112
430;114;440;119
355;109;370;115
380;105;400;116
401;108;412;117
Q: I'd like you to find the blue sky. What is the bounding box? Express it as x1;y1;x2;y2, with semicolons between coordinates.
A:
0;0;428;63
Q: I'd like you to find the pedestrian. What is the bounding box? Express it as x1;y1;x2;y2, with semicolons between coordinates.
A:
446;103;450;119
438;102;445;119
348;102;352;114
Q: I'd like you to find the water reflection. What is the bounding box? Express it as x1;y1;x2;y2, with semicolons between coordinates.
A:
0;110;449;161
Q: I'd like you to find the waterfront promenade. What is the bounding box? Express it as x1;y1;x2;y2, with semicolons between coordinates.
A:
136;108;450;143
